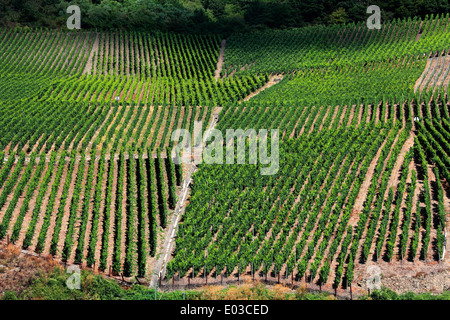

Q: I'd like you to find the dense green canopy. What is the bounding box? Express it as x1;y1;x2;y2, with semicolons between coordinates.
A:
1;0;449;34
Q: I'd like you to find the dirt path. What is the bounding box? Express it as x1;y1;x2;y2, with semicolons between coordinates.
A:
28;133;45;154
327;105;342;129
142;157;153;278
418;56;444;93
83;32;99;75
120;32;126;75
150;111;220;287
214;40;226;80
406;20;418;42
39;160;73;255
241;75;284;102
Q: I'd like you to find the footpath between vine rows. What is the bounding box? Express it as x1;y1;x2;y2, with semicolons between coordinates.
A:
150;108;221;288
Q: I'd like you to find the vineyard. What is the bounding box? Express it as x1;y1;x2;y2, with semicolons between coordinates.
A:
166;99;450;288
0;150;182;277
0;14;450;293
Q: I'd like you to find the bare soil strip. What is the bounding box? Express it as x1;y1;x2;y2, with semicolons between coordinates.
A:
297;107;315;136
241;75;284;102
41;160;74;255
214;40;226;80
83;32;99;75
142;157;153;279
115;32;120;75
405;163;421;259
150;113;219;286
370;159;412;261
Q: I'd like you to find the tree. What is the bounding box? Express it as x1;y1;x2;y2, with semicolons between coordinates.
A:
328;7;348;25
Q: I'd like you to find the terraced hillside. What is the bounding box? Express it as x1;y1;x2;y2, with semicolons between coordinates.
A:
0;27;270;279
0;14;449;292
164;14;450;293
